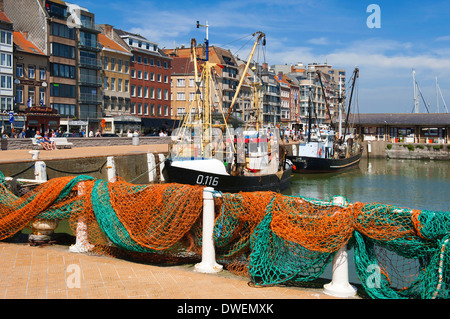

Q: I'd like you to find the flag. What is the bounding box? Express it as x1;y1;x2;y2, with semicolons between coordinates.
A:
27;97;32;107
40;99;44;106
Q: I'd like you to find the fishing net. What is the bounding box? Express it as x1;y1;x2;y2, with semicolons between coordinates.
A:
0;171;449;299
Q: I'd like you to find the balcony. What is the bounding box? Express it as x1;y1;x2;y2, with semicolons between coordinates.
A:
78;74;102;86
80;22;102;33
79;93;103;104
78;39;102;52
79;56;102;69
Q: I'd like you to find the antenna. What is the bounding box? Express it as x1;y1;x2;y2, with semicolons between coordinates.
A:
196;20;209;61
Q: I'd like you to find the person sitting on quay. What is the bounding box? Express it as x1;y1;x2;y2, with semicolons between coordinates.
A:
34;131;50;150
44;133;57;150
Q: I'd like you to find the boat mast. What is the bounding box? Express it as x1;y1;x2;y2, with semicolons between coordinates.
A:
223;31;266;128
342;67;359;142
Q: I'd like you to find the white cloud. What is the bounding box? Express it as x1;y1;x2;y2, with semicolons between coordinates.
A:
307;37;329;45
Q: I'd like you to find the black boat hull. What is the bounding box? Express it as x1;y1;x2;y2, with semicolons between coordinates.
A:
162;159;292;193
287;151;362;174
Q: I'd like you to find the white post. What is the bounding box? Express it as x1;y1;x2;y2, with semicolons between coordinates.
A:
69;181;94;253
323;195;357;298
34;161;47;182
106;156;116;182
195;187;223;273
147;153;157;183
158;154;165;182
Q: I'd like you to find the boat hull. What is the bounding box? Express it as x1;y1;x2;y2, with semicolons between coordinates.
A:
287;151;362;174
162;159;292;193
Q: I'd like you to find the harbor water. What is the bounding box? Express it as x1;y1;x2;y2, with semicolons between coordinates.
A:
283;157;450;284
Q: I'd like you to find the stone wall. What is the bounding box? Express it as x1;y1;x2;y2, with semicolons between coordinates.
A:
1;136;171;150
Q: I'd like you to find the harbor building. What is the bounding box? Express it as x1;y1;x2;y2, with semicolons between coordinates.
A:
4;0;102;134
116;28;172;134
97;24;135;134
351;113;450;144
0;10;13;113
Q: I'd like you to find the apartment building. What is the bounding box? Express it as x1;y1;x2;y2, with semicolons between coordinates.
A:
275;73;291;126
4;0;102;133
166;45;239;117
13;31;49;111
170;55;198;119
0;10;13;113
116;29;172;132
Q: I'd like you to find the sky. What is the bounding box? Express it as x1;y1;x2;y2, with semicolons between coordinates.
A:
74;0;450;114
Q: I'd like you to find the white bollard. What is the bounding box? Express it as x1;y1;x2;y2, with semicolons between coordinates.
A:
147;153;157;183
195;187;223;273
106;156;116;182
323;244;357;298
69;182;94;253
158;154;165;182
34;161;47;182
323;195;357;298
29;150;40;160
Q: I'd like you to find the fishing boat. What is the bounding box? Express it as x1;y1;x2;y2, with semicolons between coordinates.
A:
162;29;292;192
287;68;363;173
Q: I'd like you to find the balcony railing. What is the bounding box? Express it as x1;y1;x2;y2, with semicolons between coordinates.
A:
79;93;103;104
79;56;102;69
78;39;102;51
78;74;102;86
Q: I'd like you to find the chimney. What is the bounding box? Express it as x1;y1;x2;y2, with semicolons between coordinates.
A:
103;24;113;38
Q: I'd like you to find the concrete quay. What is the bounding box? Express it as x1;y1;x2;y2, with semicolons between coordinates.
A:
0;143;361;301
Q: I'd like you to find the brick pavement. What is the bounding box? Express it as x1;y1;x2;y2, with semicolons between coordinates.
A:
0;242;344;300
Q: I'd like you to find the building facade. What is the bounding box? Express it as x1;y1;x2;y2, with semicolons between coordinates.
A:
116;29;172;132
0;11;13;113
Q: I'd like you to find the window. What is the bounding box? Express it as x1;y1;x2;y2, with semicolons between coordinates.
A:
16;86;23;103
137;55;142;63
138;70;142;79
144;71;148;80
131;102;136;114
0;75;12;89
177;79;185;87
51;104;76;117
50;83;75;98
28;65;35;79
157;88;162;100
118;59;122;72
51;22;74;39
164;61;168;69
164;105;168;116
51;43;75;59
137;103;142;114
137;86;142;97
144;103;148;115
164;75;168;83
104;56;108;69
16;64;24;77
51;63;75;79
157;74;161;82
189;78;195;87
0;31;12;45
124;61;129;73
111;58;116;71
131;85;136;97
150;58;154;66
131;69;136;78
118;79;122;92
157;104;162;116
39;67;46;80
28;87;35;105
111;78;116;91
164;89;168;100
0;97;13;111
39;88;46;105
0;53;12;67
124;80;129;93
143;57;148;65
144;86;148;98
177;92;185;101
104;77;108;90
150;72;155;81
157;60;161;68
150;87;155;99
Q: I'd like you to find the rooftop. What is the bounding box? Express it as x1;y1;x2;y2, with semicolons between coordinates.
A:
349;113;450;126
13;31;45;56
